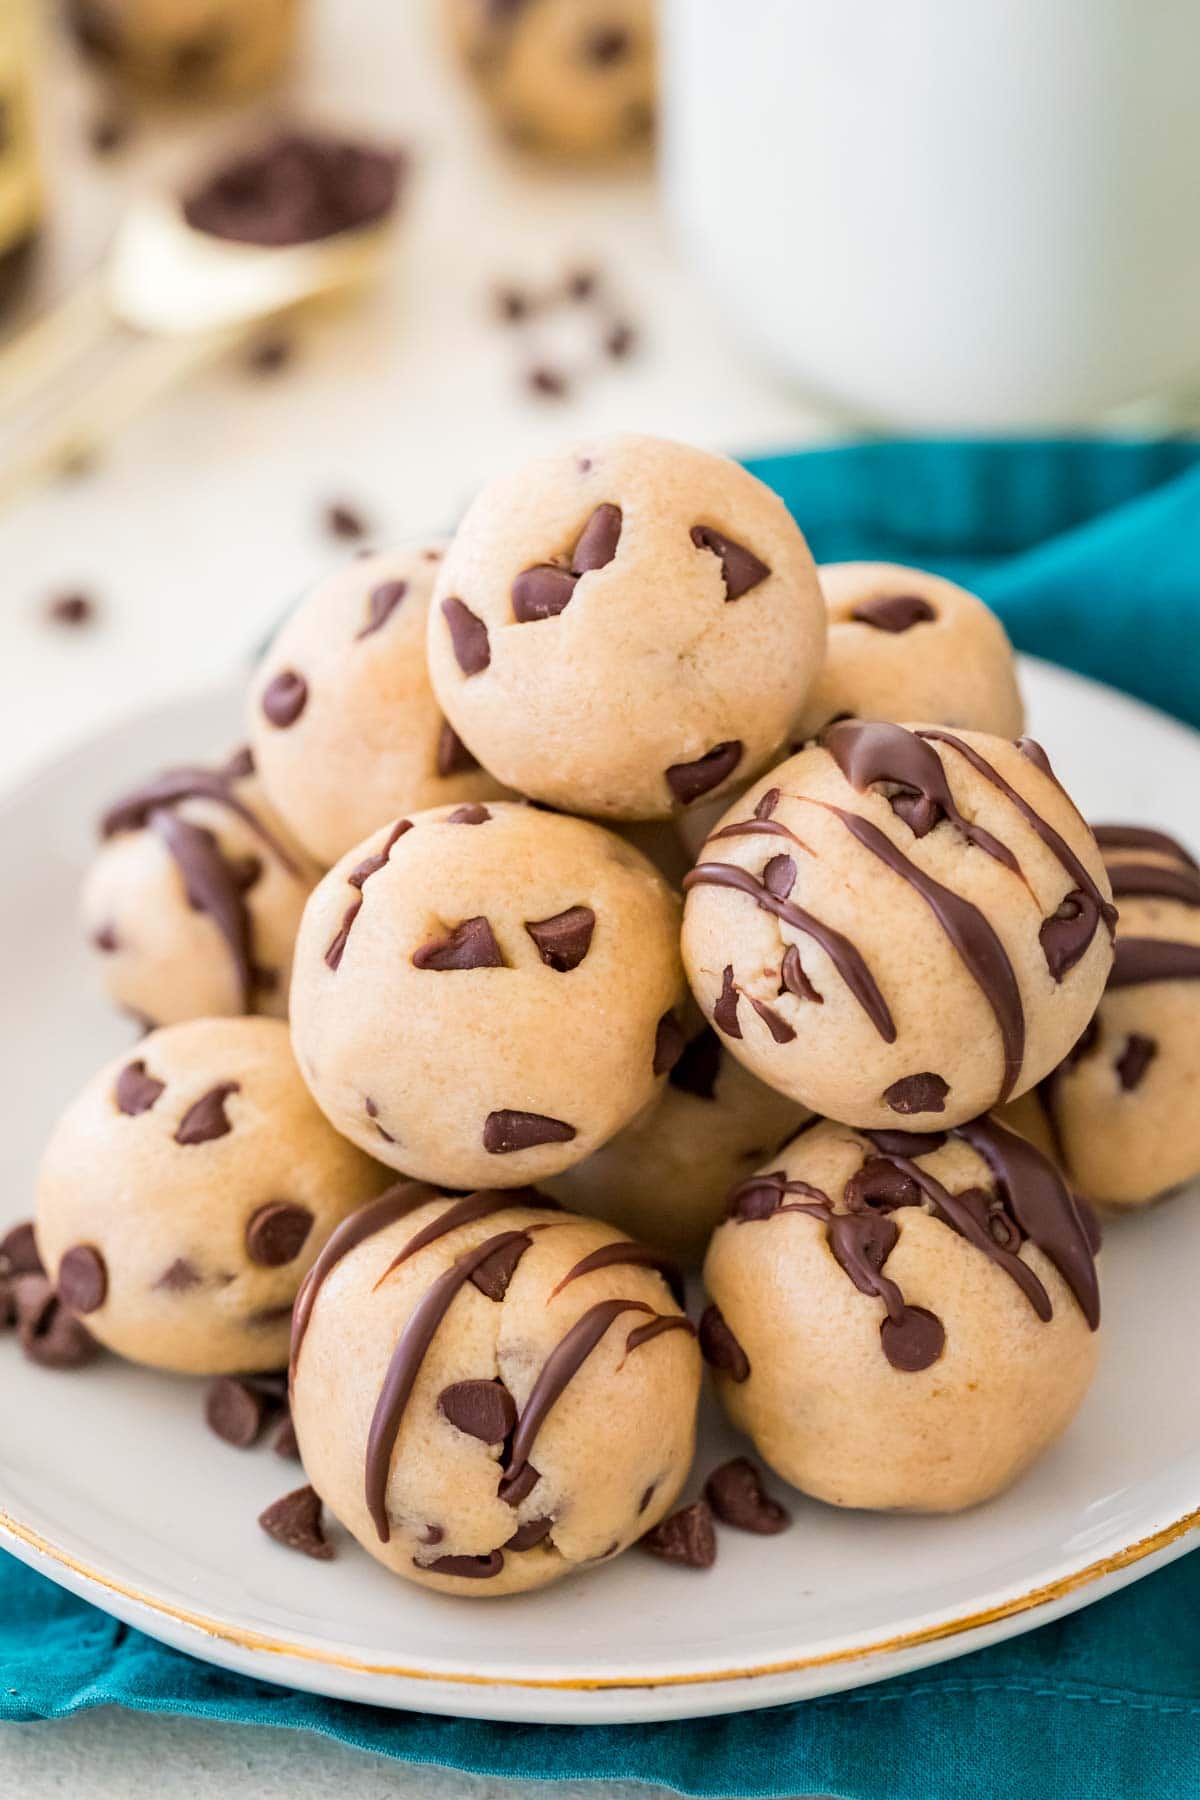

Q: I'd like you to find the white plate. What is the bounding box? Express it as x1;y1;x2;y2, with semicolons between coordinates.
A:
0;658;1197;1725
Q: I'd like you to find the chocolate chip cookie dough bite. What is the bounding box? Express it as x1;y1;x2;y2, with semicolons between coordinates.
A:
35;1018;388;1375
289;801;686;1188
426;434;826;820
442;0;656;161
793;563;1026;742
70;0;300;99
546;1017;809;1262
682;722;1115;1131
82;748;321;1029
702;1115;1101;1512
1005;824;1200;1208
249;543;506;867
289;1184;700;1595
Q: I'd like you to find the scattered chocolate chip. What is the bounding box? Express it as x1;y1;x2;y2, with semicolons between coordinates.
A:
206;1375;266;1448
46;591;97;628
0;1279;12;1330
850;594;936;633
439;1378;517;1443
471;1235;532;1302
245;1202;314;1267
483;1110;577;1154
273;1414;301;1459
245;334;293;376
1040;889;1101;981
665;741;743;806
690;526;769;602
713;964;741;1038
641;1500;716;1569
762;854;796;900
881;1305;945;1372
505;1516;553;1551
572;503;622;572
526;365;568;399
442;597;491;674
115;1058;165;1117
705;1457;790;1534
87;108;130;156
174;1082;239;1146
698;1303;750;1381
1117;1033;1157;1092
498;1461;541;1506
524;905;595;971
261;669;307;727
436;719;479;777
153;1256;202;1292
224;745;255;779
566;267;599;301
357;579;407;639
496;284;531;322
446;802;491;824
57;1245;107;1314
0;1221;43;1278
91;922;119;953
653;1011;686;1077
883;1072;949;1115
604;319;636;359
414;915;505;970
183;134;402;248
669;1027;722;1100
15;1276;99;1369
511;563;579;622
416;1550;504;1578
258;1484;333;1559
325;502;369;542
780;944;822;1004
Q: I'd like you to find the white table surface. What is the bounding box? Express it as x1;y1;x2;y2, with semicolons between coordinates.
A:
0;1;827;1792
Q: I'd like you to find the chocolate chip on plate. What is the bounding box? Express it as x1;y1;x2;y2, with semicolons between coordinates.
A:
704;1457;791;1534
0;1220;43;1278
258;1484;333;1559
640;1499;716;1568
15;1276;100;1369
205;1375;267;1448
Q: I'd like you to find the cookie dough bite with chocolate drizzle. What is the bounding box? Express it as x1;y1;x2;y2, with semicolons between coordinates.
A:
682;721;1115;1132
289;1184;700;1595
1004;824;1200;1208
249;543;507;867
426;434;826;821
702;1115;1101;1512
793;563;1026;743
442;0;657;162
82;748;321;1029
35;1018;388;1375
546;1015;809;1263
289;801;686;1188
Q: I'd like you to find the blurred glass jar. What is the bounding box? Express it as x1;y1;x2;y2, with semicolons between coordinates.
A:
662;0;1200;427
0;0;41;313
67;0;301;100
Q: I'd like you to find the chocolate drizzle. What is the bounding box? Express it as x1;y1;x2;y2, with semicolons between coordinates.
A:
100;761;299;872
824;720;1022;866
502;1298;654;1489
547;1241;684;1306
1109;939;1200;988
290;1181;439;1371
373;1188;557;1290
325;818;412;970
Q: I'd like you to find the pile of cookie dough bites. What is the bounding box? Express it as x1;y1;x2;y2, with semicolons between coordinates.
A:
20;433;1199;1594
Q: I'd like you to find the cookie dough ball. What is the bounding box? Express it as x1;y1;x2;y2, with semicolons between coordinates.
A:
1004;824;1200;1207
82;748;321;1029
682;721;1114;1130
69;0;299;98
35;1018;388;1375
793;563;1025;743
427;434;826;821
290;1183;700;1594
290;801;686;1187
703;1114;1101;1511
547;1019;808;1262
249;544;506;867
443;0;655;161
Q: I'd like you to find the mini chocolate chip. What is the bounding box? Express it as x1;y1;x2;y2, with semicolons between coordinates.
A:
698;1303;750;1381
325;502;368;541
175;1082;239;1145
441;597;491;674
705;1457;790;1534
1117;1032;1157;1091
245;333;292;375
566;267;599;300
512;563;579;622
1040;889;1101;981
46;591;97;628
15;1276;99;1369
115;1059;165;1116
447;802;491;824
496;284;531;322
205;1376;266;1447
505;1516;553;1551
154;1256;202;1292
0;1220;43;1278
780;944;822;1003
881;1305;945;1372
669;1027;722;1100
357;579;407;639
713;964;741;1038
850;594;936;633
524;905;595;971
641;1500;716;1569
91;922;119;953
273;1414;301;1459
483;1110;576;1154
498;1461;541;1506
436;719;479;777
572;503;622;572
605;319;636;359
527;365;568;399
57;1245;107;1314
414;916;505;970
0;1279;12;1330
439;1378;517;1443
883;1072;949;1115
258;1484;333;1559
689;526;769;602
471;1234;532;1301
653;1011;686;1077
762;854;796;900
88;108;129;155
261;669;307;727
583;23;632;63
416;1550;504;1578
224;745;255;779
665;740;743;806
245;1203;314;1267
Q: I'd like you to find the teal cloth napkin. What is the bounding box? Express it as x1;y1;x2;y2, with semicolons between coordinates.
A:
5;437;1200;1797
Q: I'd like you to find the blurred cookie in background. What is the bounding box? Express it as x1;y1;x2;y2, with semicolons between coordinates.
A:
66;0;301;100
